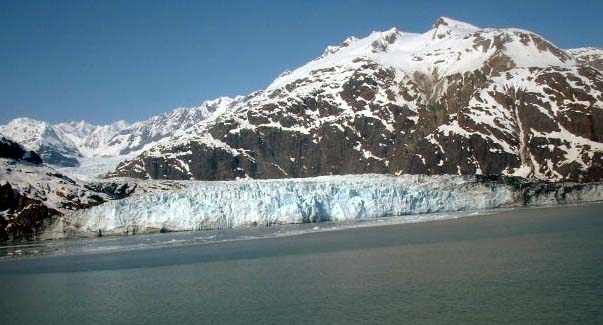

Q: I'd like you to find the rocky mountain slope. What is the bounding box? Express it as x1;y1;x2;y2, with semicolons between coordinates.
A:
0;137;104;240
0;137;186;240
0;96;241;171
110;17;603;182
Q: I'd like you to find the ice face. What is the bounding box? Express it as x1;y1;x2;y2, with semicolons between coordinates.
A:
54;174;603;238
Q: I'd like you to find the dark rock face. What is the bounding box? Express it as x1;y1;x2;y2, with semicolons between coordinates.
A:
0;137;42;164
36;145;80;167
84;182;138;200
110;22;603;183
0;179;140;241
0;156;136;241
0;159;185;240
112;64;603;182
0;182;60;241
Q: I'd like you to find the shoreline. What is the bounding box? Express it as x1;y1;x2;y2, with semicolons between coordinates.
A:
2;201;602;261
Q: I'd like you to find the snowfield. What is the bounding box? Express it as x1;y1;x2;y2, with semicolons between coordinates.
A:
48;174;603;239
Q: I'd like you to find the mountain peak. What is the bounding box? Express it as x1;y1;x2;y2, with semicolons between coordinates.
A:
7;117;48;128
320;35;362;58
432;17;479;30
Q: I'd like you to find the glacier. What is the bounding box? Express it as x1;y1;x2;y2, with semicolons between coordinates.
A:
47;174;603;239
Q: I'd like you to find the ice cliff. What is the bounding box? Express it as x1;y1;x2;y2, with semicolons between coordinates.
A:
47;175;603;238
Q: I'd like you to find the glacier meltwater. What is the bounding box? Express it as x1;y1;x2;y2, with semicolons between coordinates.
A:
49;174;603;238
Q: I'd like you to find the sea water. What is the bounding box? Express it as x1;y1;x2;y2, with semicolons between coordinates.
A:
0;203;601;324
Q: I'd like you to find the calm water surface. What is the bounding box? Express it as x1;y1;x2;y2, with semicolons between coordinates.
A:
0;204;602;324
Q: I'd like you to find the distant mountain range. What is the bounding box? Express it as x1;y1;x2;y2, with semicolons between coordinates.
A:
0;96;242;168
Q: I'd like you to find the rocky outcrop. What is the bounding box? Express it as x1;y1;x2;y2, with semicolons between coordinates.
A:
0;182;61;241
0;136;42;164
568;47;603;71
83;182;138;200
0;153;189;240
0;154;104;240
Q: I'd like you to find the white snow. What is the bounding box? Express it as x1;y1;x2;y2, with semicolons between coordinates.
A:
566;47;603;64
433;17;480;30
268;19;572;91
57;155;135;181
0;118;81;160
0;96;242;179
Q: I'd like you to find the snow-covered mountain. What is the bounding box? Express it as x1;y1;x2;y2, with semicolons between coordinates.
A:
99;96;242;157
110;17;603;182
567;47;603;71
0;118;83;166
0;96;242;174
0;136;108;240
54;120;130;157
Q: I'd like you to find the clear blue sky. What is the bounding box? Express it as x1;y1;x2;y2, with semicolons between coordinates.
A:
1;0;602;125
